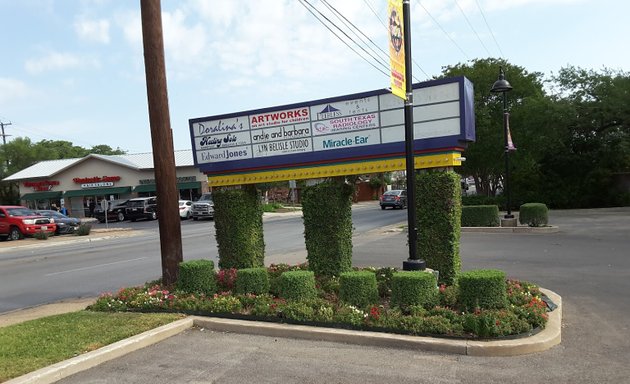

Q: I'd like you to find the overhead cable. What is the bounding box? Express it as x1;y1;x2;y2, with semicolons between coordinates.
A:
454;0;492;57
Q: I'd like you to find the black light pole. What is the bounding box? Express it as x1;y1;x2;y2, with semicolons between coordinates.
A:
490;67;514;219
401;0;425;271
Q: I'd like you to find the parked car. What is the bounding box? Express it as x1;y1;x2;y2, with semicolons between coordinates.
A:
379;190;407;210
179;200;193;219
125;197;158;222
0;206;57;240
93;199;129;223
191;193;214;220
35;210;80;234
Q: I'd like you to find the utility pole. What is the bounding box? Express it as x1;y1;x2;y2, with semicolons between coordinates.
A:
1;121;12;170
140;0;183;285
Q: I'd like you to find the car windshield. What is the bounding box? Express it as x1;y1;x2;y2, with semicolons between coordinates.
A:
384;191;401;196
7;208;37;216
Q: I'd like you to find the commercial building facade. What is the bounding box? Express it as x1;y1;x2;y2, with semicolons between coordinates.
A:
3;150;208;218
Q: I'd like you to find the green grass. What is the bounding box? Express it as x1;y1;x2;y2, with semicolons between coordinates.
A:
0;311;183;381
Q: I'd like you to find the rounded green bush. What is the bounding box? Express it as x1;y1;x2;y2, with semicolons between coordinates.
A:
339;271;378;308
461;205;499;227
235;267;270;295
177;259;216;295
458;269;507;311
519;203;548;227
278;270;316;301
390;271;438;309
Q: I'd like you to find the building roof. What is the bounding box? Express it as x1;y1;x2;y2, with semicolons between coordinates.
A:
3;149;196;182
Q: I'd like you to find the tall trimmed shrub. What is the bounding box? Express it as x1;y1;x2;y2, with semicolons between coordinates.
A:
390;271;438;309
302;180;354;277
458;269;507;311
235;267;270;295
339;271;378;308
213;187;265;269
519;203;549;227
177;259;216;295
416;171;462;284
278;270;317;301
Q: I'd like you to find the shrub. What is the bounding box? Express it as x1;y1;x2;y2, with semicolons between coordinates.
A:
461;205;499;227
339;271;378;308
235;267;270;295
268;263;308;296
519;203;549;227
416;171;462;284
390;271;438;309
177;259;217;295
458;269;507;311
76;223;92;236
302;180;354;277
33;230;50;240
278;270;316;301
213;187;265;269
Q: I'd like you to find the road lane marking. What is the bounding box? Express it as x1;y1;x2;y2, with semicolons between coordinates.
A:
44;257;148;277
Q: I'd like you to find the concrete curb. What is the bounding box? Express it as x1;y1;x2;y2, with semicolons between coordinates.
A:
462;226;559;234
5;291;561;383
5;318;195;384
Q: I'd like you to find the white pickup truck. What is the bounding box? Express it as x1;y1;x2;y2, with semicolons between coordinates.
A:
191;193;214;220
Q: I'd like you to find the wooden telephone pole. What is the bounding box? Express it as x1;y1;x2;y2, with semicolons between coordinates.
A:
140;0;183;285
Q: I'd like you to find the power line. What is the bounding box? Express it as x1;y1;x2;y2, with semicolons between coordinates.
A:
453;0;492;57
474;0;505;58
298;0;391;78
414;0;470;60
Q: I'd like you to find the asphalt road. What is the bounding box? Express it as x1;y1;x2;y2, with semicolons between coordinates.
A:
56;207;630;384
0;202;406;313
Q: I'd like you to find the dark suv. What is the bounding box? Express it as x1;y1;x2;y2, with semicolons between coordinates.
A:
94;199;128;223
125;197;158;222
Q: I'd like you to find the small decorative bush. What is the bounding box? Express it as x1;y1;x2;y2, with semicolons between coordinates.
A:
235;267;270;295
76;223;92;236
268;263;308;296
177;259;216;295
34;230;50;240
519;203;549;227
278;270;316;301
458;269;507;311
461;205;499;227
339;271;378;308
390;271;438;309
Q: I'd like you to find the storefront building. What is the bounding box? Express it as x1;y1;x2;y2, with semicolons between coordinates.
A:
3;150;208;217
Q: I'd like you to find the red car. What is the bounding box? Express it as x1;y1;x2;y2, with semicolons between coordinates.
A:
0;206;57;240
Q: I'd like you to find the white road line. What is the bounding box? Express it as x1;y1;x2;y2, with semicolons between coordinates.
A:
45;257;148;277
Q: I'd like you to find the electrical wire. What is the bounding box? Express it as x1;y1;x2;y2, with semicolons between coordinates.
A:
454;0;492;57
474;0;505;58
414;0;470;60
298;0;391;78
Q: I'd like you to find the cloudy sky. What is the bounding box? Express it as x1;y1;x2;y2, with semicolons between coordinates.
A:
1;0;628;154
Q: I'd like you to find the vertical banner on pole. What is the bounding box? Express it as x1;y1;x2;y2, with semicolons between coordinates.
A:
388;0;406;100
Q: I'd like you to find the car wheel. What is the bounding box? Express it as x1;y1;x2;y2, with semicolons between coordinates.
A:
9;227;22;241
186;211;191;220
117;212;125;222
380;205;385;210
131;218;136;222
193;216;198;221
151;212;157;220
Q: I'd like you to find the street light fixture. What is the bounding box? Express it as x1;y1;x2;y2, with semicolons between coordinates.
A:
490;67;515;221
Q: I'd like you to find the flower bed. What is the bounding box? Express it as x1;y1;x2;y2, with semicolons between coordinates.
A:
88;264;550;339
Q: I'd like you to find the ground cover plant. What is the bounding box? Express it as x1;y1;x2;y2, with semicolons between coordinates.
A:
89;263;550;339
0;311;183;381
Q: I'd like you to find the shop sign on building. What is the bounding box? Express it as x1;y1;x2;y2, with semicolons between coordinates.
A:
73;176;121;189
23;180;60;191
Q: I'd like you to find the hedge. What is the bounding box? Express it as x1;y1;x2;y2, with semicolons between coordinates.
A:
416;171;462;285
177;259;216;295
302;180;354;277
234;267;270;295
390;271;438;309
519;203;549;227
278;270;317;301
339;271;379;308
213;187;265;269
458;269;507;311
461;205;500;227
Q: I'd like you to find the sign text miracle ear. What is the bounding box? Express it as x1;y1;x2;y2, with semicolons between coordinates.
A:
188;76;475;184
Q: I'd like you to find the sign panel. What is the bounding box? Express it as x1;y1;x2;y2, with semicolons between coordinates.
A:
189;76;475;184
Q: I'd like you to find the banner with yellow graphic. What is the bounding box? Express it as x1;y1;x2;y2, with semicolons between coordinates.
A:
388;0;406;100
